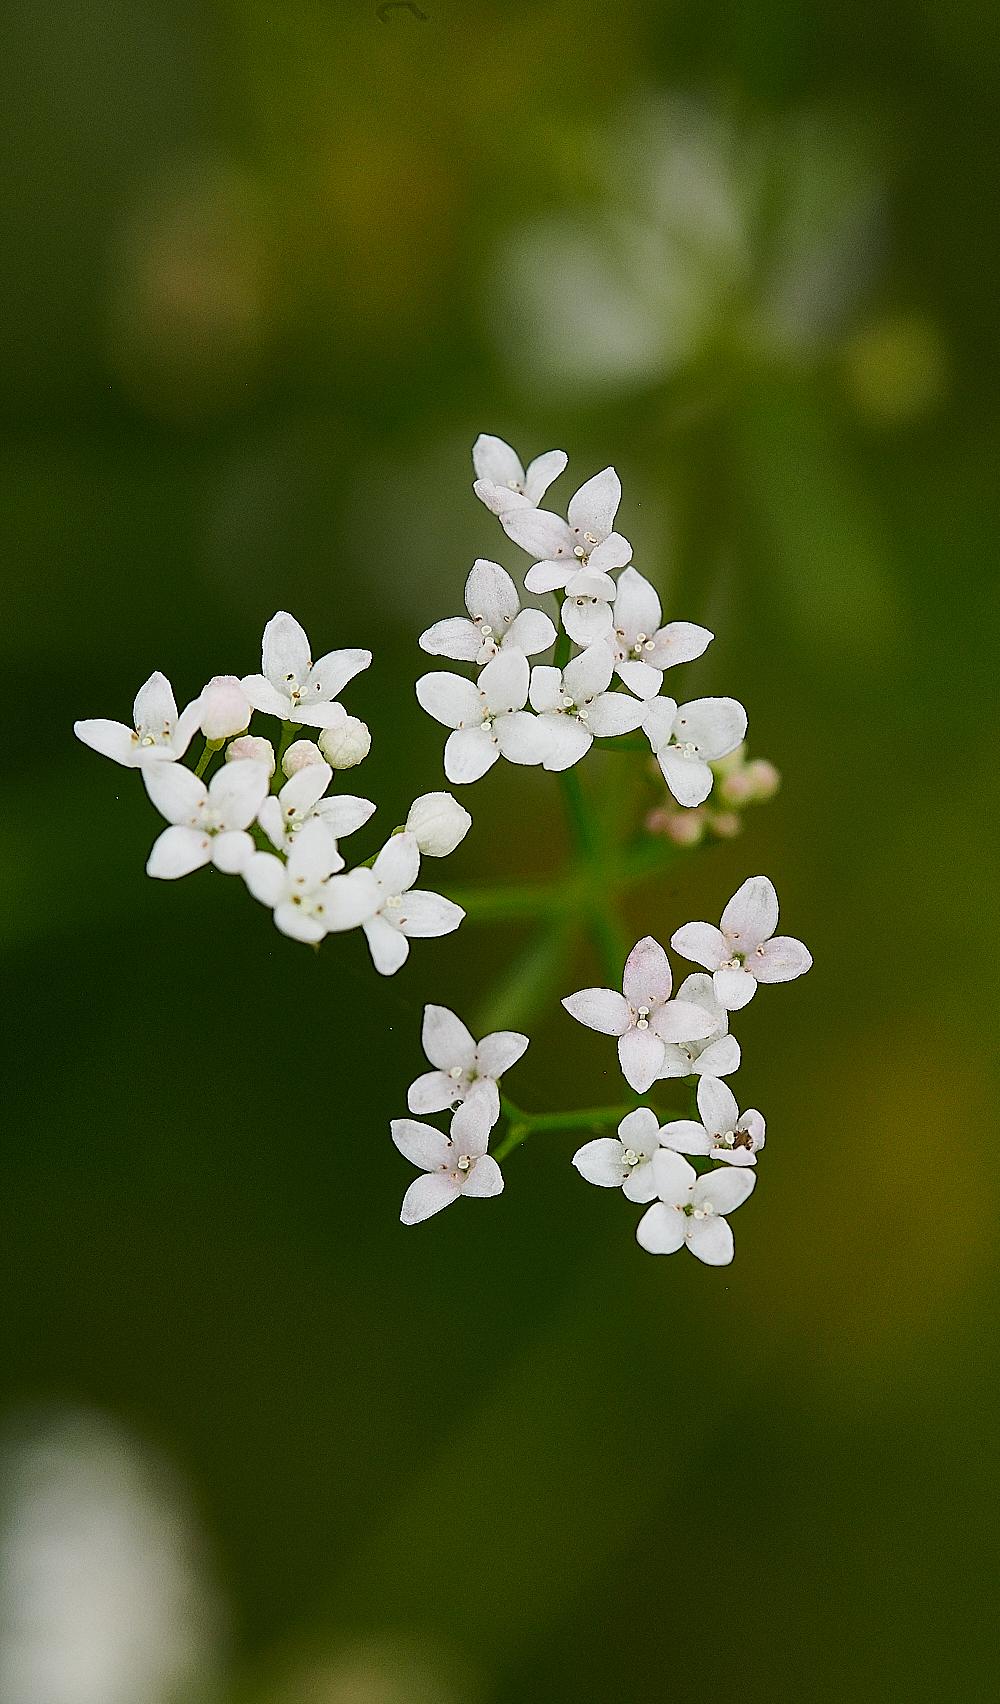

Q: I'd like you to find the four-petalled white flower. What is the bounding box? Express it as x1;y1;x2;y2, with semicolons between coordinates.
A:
416;649;550;785
472;434;567;516
391;1097;504;1224
257;761;375;860
657;1076;765;1167
144;759;270;879
671;874;813;1010
241;610;370;729
529;644;646;771
643;695;748;807
360;831;465;976
419;560;556;665
243;818;378;944
75;671;203;768
501;466;633;588
562;935;717;1094
607;568;714;699
572;1106;665;1202
407;1004;528;1124
636;1151;756;1264
657;972;741;1079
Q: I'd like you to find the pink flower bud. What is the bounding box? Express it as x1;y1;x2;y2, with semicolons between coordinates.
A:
199;675;251;741
708;811;742;839
718;767;755;805
282;739;325;778
645;806;706;846
319;717;371;770
226;735;275;775
746;759;780;800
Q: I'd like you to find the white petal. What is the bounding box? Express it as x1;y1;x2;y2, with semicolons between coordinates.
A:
650;1148;697;1207
564;642;614;701
372;830;420;896
693;1035;741;1077
713;967;758;1010
240;675;293;719
615;659;663;700
621;1161;661;1204
480;647;529;714
472;434;524;490
407;1071;462;1114
670;921;727;970
562;597;613;647
539;716;592;771
658;1120;712;1156
648;621;714;670
561;987;630;1036
419;617;481;660
685;1216;735;1265
567;466;620;537
292;701;349;731
524;448;567;504
573;1138;628;1189
473;479;529;516
612;566;662;640
73;718;142;766
444;727;499;785
636;1202;686;1255
287;817;340;883
257;795;284;850
273;901;326;943
585;691;646;739
396;890;465;938
528;666;565;714
501;507;575;561
524;560;574;594
739;1109;766;1152
305;648;370;703
697;1076;739;1139
657;1044;702;1078
279;764;332;814
495;711;552;766
391;1117;454;1171
692;1167;756;1216
363;913;410;975
207;759;271;829
261;611;311;688
505;607;557;656
617;1026;665;1094
752;935;813;983
400;1172;463;1224
313;793;377;838
243;851;288;908
323;867;380;930
653;998;717;1043
617;1106;660;1159
133;670;178;733
172;696;206;757
462;1154;504;1198
673;697;747;763
146;825;212;879
466;558;520;626
416;671;483;730
464;1078;500;1125
451;1094;496;1155
142;761;206;825
422;1004;477;1071
211;829;255;874
721;875;779;950
623;936;672;1005
676;971;727;1028
475;1029;529;1078
658;747;715;807
587;533;632;571
641;696;678;751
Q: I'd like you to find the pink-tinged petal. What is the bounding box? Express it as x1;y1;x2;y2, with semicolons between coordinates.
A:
573;1138;628;1188
466;559;520;626
651;1148;697;1207
641;696;678;751
587;691;647;739
659;1120;712;1156
480;647;529;714
396;890;465;939
562;597;613;648
613;567;662;639
372;830;420;897
416;672;483;730
623;936;672;1005
462;1154;504;1198
561;987;630;1036
524;448;567;504
464;1077;501;1125
586;532;632;571
73;718;141;766
419;618;481;660
208;759;271;829
539;716;592;771
287;817;340;883
697;1076;739;1138
473;479;530;516
529;667;565;714
713;967;758;1010
211;829;256;874
400;1172;464;1225
693;1167;756;1216
475;1029;529;1079
506;608;557;656
739;1108;766;1152
243;851;288;908
313;794;376;837
648;621;714;670
657;1043;702;1078
721;875;779;951
636;1202;686;1255
444;727;499;785
240;675;292;719
451;1094;496;1155
657;747;714;807
621;1161;660;1204
257;795;284;850
133;670;178;733
495;711;552;766
472;434;525;490
363;914;410;975
524;560;574;594
670;921;728;970
408;1071;461;1114
653;998;717;1044
323;868;380;930
391;1117;454;1171
146;824;212;879
142;762;206;826
261;611;311;685
694;1035;741;1077
173;696;206;756
685;1216;735;1266
273;901;326;943
752;935;813;983
615;659;663;700
564;642;614;700
568;466;621;537
422;1004;477;1072
501;506;576;561
618;1025;666;1093
673;697;747;764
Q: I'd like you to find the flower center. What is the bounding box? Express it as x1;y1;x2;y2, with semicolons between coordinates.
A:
456;1154;473;1173
622;1147;641;1168
633;1005;651;1031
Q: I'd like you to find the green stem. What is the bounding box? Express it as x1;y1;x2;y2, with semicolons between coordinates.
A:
500;1096;636;1132
439;881;564;921
557;767;597;859
194;737;224;779
552;590;571;670
273;720;302;788
472;918;577;1034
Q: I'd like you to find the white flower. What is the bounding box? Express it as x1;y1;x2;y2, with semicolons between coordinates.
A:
657;973;741;1079
607;568;714;698
226;734;275;774
198;674;251;740
636;1151;756;1264
501;466;633;589
281;739;325;776
416;649;551;785
244;819;379;944
642;695;748;806
74;671;203;768
558;568;618;646
529;644;646;771
419;559;557;665
257;760;376;859
572;1106;665;1202
361;831;465;975
318;717;371;769
405;792;472;857
407;1004;528;1122
392;1097;504;1224
561;934;717;1094
471;435;567;515
671;874;813;1010
658;1076;765;1167
143;759;270;879
241;611;370;729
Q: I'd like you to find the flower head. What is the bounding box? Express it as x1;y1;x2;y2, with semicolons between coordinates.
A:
607;568;713;699
392;1097;504;1224
643;695;747;807
671;874;812;1010
75;672;203;768
529;644;645;771
143;759;270;879
419;560;557;665
241;611;370;729
318;717;371;769
562;934;717;1094
472;435;567;515
226;735;275;774
636;1151;756;1264
361;831;465;975
198;674;252;741
502;466;633;588
572;1106;665;1202
243;819;378;944
408;1004;528;1123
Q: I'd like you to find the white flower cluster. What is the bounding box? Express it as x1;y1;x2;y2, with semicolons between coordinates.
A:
415;436;747;805
567;877;811;1264
74;611;473;974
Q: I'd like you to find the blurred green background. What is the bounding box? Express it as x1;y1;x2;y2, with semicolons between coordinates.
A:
1;1;998;1699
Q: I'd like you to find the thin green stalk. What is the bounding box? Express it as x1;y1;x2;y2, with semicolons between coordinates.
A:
500;1096;636;1132
194;738;224;779
273;720;302;788
557;767;597;859
472;917;577;1034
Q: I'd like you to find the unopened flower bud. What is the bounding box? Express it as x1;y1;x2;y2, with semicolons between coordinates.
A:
719;767;755;806
746;758;780;800
282;739;325;778
405;791;472;857
199;674;252;741
226;734;275;775
708;810;742;839
645;806;706;846
319;717;371;770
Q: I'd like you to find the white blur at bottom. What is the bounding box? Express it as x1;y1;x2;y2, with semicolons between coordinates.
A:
0;1408;224;1704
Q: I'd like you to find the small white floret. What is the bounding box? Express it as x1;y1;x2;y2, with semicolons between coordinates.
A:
670;875;813;1010
635;1150;756;1264
241;611;370;729
75;672;204;768
392;1095;504;1224
405;792;472;857
407;1003;528;1121
561;935;717;1094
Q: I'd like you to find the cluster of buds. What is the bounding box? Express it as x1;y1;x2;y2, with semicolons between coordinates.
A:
645;744;781;845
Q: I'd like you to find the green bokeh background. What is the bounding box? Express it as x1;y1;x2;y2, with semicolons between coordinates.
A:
1;1;997;1698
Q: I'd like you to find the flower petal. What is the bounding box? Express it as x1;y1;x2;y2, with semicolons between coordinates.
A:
618;1025;665;1093
641;696;678;751
444;727;499;785
293;701;349;731
653;998;717;1043
313;794;377;838
539;716;593;771
146;825;211;879
524;448;567;504
466;559;520;626
400;1172;463;1224
372;830;420;897
505;608;557;657
564;642;614;700
451;1093;497;1155
524;560;574;594
561;987;630;1036
240;675;292;719
133;670;178;733
243;851;288;908
273;901;326;943
261;611;311;688
501;507;576;561
659;1120;712;1156
257;795;284;850
416;672;483;730
495;711;552;766
694;1035;741;1077
636;1202;686;1255
673;697;747;763
211;829;256;874
528;666;565;714
73;718;141;766
621;1160;661;1204
685;1215;735;1266
587;533;632;571
462;1154;504;1198
612;567;662;640
324;867;380;930
363;913;410;975
472;434;524;490
657;746;714;807
720;875;779;950
692;1166;756;1216
573;1138;628;1189
305;649;371;703
396;890;465;938
473;479;529;517
207;759;271;830
713;967;758;1010
623;936;672;1005
617;1106;660;1160
392;1117;454;1171
422;1004;477;1071
407;1071;461;1115
568;466;620;537
670;921;727;970
464;1078;501;1125
480;648;529;714
648;621;714;670
752;935;813;983
586;691;646;739
142;762;206;826
615;659;663;700
419;618;481;661
650;1148;697;1207
475;1030;529;1078
287;817;340;883
697;1076;740;1138
561;596;613;647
